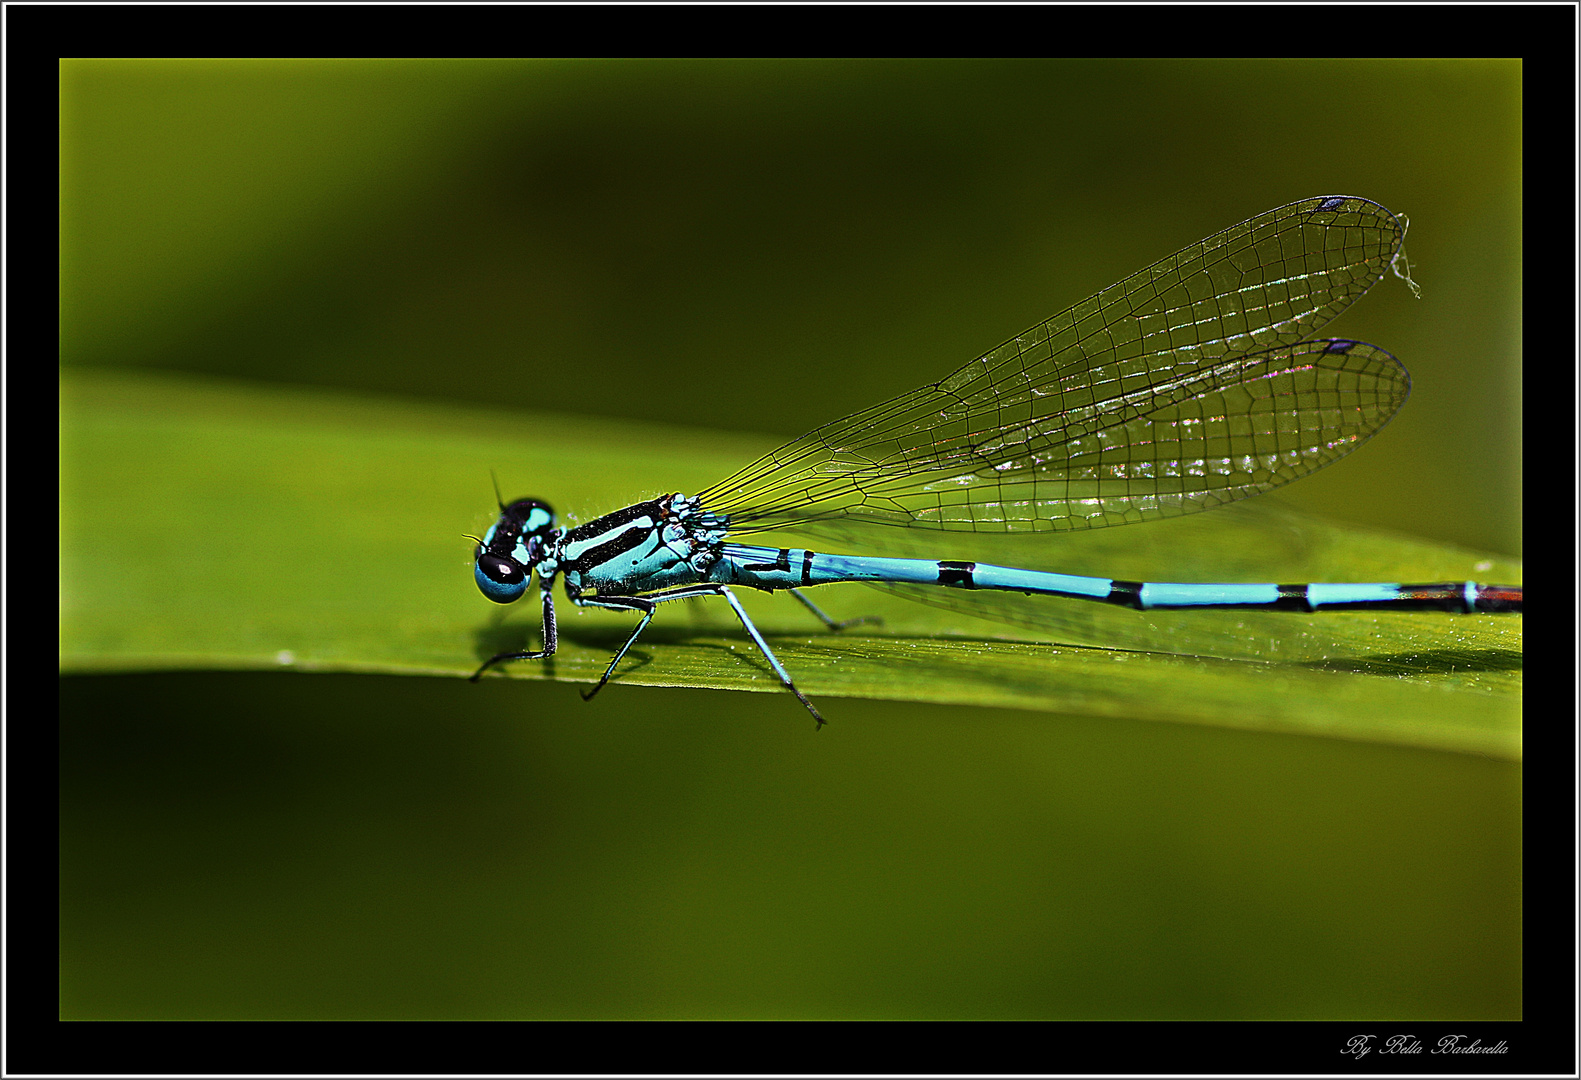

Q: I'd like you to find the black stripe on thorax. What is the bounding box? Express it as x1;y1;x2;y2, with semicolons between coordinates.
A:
562;498;669;544
562;500;669;573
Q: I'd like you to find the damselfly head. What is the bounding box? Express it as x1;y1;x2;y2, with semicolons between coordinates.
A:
473;498;558;604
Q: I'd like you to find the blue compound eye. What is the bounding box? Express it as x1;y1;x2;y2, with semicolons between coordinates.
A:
475;553;529;604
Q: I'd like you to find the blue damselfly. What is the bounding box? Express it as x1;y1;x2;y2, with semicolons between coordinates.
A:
470;196;1521;726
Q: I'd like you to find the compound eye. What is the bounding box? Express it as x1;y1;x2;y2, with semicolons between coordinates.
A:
475;553;529;604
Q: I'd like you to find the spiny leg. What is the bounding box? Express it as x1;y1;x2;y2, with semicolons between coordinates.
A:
577;584;827;728
470;586;558;681
574;584;746;701
719;586;825;728
574;594;657;702
789;587;882;633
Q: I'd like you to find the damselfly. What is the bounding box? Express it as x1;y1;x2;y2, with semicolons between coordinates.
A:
471;196;1522;726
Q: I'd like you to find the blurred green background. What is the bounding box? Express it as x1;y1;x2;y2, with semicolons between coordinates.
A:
61;57;1519;551
60;59;1520;1020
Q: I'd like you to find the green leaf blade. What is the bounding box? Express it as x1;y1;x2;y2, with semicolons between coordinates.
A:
61;368;1522;757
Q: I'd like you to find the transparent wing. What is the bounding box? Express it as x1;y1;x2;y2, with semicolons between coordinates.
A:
696;196;1409;536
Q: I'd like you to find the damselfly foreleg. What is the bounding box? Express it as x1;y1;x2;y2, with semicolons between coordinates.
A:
470;585;558;681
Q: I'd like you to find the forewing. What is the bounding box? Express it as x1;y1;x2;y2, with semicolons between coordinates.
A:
698;196;1406;536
